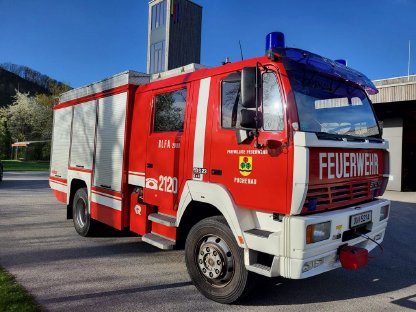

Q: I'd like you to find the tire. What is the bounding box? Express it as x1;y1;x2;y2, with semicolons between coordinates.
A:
72;187;96;237
0;164;3;182
185;216;253;304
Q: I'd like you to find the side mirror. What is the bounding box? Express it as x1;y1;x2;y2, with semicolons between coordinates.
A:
240;109;263;129
238;66;263;147
378;120;383;137
241;67;260;109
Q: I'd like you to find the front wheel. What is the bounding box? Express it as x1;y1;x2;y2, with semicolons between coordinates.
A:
185;216;253;304
72;187;97;237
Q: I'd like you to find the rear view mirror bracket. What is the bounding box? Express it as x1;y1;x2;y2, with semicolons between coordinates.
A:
241;65;263;148
236;129;255;145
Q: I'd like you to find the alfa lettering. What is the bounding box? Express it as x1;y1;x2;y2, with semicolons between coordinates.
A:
319;152;378;180
158;139;171;149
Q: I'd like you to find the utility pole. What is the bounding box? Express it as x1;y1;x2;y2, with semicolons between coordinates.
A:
408;40;411;81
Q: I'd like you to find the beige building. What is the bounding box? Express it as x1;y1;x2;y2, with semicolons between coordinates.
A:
370;75;416;191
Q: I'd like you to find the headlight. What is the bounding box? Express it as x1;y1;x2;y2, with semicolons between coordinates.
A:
306;221;331;244
379;204;389;221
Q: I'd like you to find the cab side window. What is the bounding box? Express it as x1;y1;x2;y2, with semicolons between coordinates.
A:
262;72;284;131
153;89;187;132
221;73;242;129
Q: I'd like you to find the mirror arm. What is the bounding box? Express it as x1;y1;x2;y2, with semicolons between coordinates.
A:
236;129;254;145
254;62;264;149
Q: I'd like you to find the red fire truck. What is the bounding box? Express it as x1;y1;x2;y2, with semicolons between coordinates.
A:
50;32;390;303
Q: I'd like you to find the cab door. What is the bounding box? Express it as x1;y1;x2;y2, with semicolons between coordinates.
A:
143;85;190;214
208;69;288;213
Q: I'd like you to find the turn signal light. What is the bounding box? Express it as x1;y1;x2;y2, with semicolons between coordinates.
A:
379;204;389;221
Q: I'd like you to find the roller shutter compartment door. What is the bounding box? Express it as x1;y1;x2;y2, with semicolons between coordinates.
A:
70;100;96;170
93;93;128;192
50;106;72;179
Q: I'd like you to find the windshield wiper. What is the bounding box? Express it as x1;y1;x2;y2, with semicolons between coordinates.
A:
313;132;345;141
313;131;382;142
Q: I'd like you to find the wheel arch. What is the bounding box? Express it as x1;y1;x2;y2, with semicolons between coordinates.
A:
67;178;87;220
176;181;255;248
176;200;222;248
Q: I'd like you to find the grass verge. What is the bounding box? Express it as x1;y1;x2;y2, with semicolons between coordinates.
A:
0;267;42;312
1;160;49;172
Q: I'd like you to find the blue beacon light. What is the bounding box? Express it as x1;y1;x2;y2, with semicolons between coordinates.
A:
266;32;285;52
335;59;347;66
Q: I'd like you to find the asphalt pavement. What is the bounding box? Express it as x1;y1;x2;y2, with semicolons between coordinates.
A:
0;172;415;311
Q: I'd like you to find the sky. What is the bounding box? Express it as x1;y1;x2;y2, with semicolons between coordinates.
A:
1;0;415;88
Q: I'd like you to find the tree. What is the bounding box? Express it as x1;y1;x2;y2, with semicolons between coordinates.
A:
154;90;186;132
0;63;70;93
7;91;53;142
36;81;71;108
0;108;12;159
0;64;71;160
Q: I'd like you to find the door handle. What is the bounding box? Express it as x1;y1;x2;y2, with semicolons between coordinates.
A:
146;163;153;168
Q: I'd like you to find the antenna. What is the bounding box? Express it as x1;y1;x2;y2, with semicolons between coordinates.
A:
239;40;244;61
408;40;411;81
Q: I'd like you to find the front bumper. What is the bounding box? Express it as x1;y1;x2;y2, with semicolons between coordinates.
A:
279;198;389;279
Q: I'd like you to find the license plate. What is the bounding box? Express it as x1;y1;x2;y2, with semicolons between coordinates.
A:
350;211;372;228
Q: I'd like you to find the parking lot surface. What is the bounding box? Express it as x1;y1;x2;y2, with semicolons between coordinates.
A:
0;172;415;311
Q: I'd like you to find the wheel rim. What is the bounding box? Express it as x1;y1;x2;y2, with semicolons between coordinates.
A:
196;234;234;287
75;197;88;228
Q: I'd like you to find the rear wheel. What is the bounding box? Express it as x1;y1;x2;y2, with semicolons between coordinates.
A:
72;187;97;236
185;216;253;304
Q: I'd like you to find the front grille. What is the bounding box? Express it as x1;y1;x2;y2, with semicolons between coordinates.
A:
302;181;372;213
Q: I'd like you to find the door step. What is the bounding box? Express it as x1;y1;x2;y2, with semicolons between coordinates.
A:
244;228;273;238
144;212;177;249
142;232;175;250
246;263;273;277
148;213;176;227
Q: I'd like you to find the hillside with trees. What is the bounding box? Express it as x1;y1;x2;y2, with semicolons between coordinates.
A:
1;63;66;90
0;64;71;160
0;68;47;108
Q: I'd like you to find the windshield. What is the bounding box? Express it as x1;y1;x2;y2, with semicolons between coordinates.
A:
287;67;380;138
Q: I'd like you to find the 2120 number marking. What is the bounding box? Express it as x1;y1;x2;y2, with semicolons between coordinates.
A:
158;175;178;194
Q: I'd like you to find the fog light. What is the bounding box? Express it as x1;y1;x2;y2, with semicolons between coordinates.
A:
306;222;331;244
379;205;389;221
303;258;324;273
374;233;382;241
314;258;324;268
302;261;313;273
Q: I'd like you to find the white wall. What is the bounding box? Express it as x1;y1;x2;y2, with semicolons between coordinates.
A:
382;118;403;191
